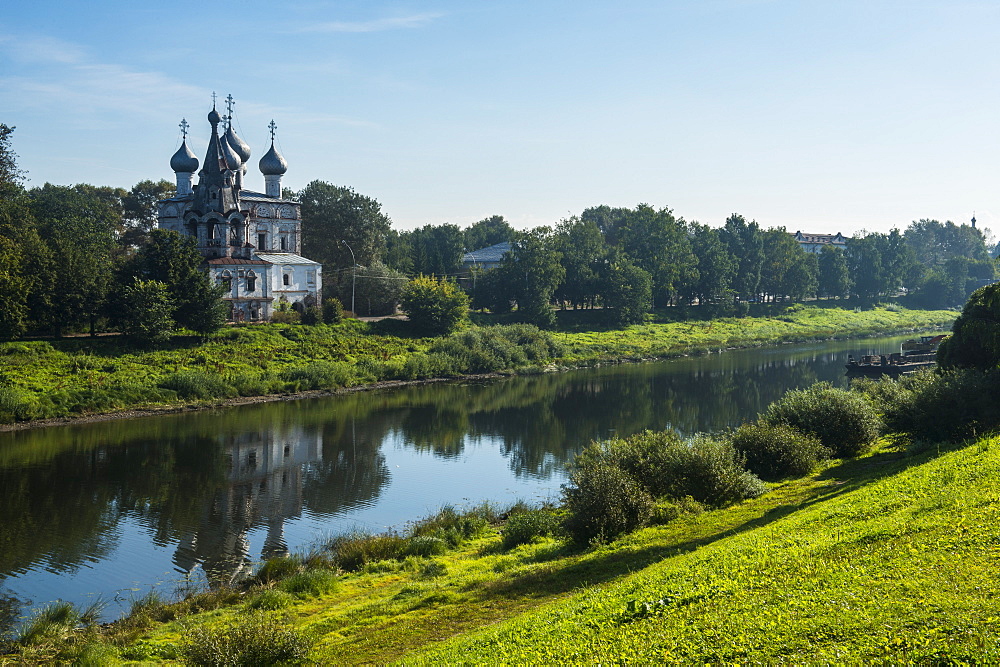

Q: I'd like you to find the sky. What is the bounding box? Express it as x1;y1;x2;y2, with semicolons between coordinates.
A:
2;1;999;239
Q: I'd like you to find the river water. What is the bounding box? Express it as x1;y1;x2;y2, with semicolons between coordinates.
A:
0;333;931;623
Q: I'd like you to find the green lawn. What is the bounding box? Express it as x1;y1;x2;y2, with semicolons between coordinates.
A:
0;304;955;425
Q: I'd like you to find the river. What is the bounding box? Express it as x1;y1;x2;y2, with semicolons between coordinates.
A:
0;332;933;625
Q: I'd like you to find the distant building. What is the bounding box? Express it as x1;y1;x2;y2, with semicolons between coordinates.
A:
462;241;511;272
157;97;321;322
792;231;848;254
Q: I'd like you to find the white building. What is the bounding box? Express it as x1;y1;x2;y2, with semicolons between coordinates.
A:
158;99;322;322
792;231;849;254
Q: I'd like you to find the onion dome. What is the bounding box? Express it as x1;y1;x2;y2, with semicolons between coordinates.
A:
170;139;199;173
208;107;222;126
259;141;288;176
225;125;252;165
220;133;242;171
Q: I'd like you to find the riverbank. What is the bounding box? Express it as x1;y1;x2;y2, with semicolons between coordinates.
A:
13;430;996;663
0;304;955;429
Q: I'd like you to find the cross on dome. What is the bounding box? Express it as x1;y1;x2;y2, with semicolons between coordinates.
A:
179;118;189;140
268;120;278;141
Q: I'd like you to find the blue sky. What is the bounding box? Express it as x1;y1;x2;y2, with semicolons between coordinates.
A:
2;1;999;238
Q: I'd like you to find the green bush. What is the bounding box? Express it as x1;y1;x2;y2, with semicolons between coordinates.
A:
244;589;295;611
582;430;764;506
255;555;302;583
562;462;653;545
729;421;830;481
860;368;1000;442
300;306;322;326
763;382;881;457
402;275;470;336
501;507;562;549
181;611;312;666
0;386;37;422
277;569;339;598
158;370;234;400
329;533;408;571
404;536;448;557
322;298;345;324
937;283;1000;370
280;361;355;391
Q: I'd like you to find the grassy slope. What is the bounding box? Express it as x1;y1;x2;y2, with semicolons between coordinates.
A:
0;305;955;424
126;433;999;664
417;436;1000;664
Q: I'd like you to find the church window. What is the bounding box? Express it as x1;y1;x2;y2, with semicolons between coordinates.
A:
246;275;256;291
257;233;267;250
307;270;315;285
280;236;287;251
283;273;290;286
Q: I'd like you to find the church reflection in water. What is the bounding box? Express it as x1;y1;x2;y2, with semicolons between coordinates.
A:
170;425;323;587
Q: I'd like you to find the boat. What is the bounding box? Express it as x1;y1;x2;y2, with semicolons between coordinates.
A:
845;334;947;378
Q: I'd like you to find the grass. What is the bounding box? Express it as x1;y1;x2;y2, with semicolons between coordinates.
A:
105;435;983;663
0;304;955;425
8;430;999;662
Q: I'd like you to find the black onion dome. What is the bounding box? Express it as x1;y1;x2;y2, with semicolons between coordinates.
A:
259;141;288;175
169;139;199;173
208;107;222;125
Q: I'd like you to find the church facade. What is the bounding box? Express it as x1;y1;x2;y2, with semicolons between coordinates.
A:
157;99;322;322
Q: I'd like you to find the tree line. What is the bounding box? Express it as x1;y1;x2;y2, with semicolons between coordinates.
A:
297;178;998;327
1;123;996;340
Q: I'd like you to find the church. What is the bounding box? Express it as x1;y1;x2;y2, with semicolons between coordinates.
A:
157;96;322;322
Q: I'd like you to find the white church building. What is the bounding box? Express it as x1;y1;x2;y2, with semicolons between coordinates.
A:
157;98;322;322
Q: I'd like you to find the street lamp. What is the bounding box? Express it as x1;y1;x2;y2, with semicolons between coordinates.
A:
342;239;356;316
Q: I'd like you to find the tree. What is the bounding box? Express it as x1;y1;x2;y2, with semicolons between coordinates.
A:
554;217;606;309
719;214;764;304
402;275;470;336
682;222;735;306
817;245;850;299
506;228;565;328
581;204;632;247
406;223;464;276
349;260;407;316
616;204;696;306
126;229;226;335
845;233;884;300
759;228;815;302
297;181;392;290
120;179;175;248
601;256;652;326
937;282;1000;370
0;124;26;193
117;279;175;347
29;185;119;336
464;215;513;251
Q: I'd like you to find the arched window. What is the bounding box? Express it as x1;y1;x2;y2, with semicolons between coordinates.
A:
283;273;290;286
219;270;232;292
246;271;256;292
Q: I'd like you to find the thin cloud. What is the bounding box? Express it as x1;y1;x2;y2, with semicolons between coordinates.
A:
296;12;443;33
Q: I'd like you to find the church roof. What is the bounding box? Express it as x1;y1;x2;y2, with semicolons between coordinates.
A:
256;253;321;265
208;257;270;265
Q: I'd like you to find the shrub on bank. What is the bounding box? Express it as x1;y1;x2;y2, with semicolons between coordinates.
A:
730;421;830;481
158;370;234;401
562;462;654;544
763;382;881;457
856;368;1000;443
580;430;765;506
180;611;312;666
502;507;563;549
